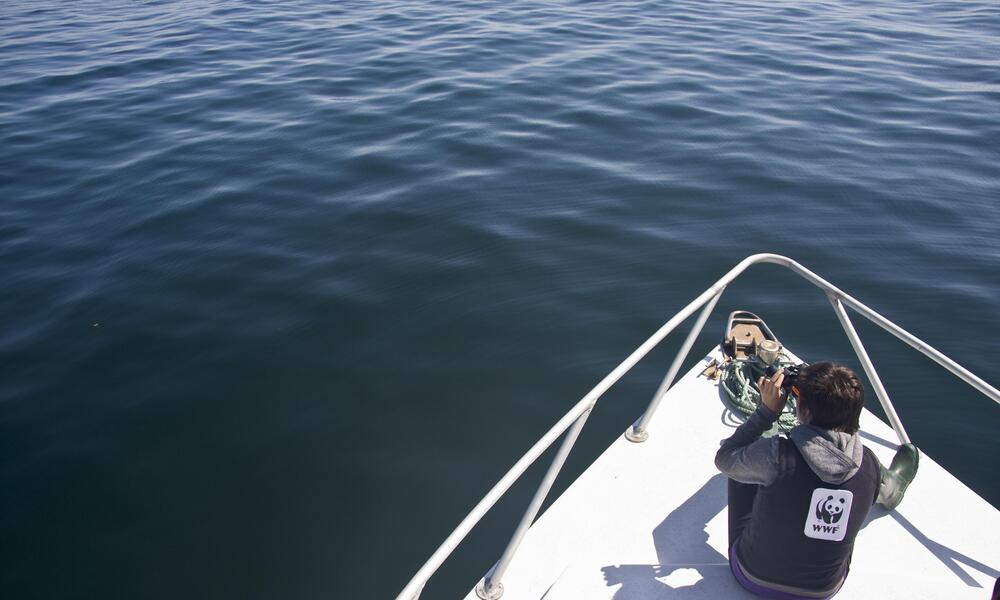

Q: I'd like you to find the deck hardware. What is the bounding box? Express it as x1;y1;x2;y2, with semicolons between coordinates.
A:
758;340;782;364
475;579;503;600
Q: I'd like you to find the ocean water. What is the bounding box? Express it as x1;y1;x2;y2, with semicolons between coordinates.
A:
1;1;998;598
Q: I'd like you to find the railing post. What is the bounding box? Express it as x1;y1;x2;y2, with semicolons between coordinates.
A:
476;406;595;599
626;288;724;442
828;294;911;445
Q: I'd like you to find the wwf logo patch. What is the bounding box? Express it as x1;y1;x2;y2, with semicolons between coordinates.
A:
804;488;853;541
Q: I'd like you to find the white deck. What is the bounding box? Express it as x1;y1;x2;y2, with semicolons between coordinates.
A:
464;348;1000;599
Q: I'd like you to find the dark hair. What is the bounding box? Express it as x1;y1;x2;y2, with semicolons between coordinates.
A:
796;362;864;433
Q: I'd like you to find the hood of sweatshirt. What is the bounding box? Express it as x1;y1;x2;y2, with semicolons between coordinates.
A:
788;424;863;484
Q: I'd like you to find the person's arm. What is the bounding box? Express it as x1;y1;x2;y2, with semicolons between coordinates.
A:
714;370;786;485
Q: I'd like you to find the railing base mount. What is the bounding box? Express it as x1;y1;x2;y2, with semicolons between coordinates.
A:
624;426;649;443
475;580;503;600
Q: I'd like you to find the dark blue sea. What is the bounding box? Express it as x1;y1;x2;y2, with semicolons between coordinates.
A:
2;1;998;598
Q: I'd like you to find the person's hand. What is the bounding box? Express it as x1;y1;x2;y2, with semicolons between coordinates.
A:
758;369;786;413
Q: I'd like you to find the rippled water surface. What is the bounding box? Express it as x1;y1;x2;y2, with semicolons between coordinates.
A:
2;1;998;598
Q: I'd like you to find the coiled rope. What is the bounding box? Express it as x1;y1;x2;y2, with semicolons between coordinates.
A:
720;353;799;432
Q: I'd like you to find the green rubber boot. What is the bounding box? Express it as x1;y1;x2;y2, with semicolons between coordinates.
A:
877;443;919;510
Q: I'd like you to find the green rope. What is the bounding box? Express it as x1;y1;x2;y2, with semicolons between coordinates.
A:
720;354;799;432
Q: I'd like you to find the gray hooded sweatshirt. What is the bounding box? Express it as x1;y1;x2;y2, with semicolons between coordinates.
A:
715;404;864;486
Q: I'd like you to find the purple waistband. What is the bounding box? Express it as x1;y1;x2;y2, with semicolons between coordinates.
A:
728;541;839;600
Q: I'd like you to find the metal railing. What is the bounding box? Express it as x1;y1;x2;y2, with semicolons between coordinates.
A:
396;253;1000;600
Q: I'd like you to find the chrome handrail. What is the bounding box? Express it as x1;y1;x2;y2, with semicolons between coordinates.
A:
396;253;999;600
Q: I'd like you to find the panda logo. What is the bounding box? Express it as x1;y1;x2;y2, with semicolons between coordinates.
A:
805;488;853;541
815;494;846;524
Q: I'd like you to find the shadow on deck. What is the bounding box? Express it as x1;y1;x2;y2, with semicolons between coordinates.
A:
599;474;748;599
600;473;999;599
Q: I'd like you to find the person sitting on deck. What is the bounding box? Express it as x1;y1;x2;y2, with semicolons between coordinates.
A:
715;362;919;599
